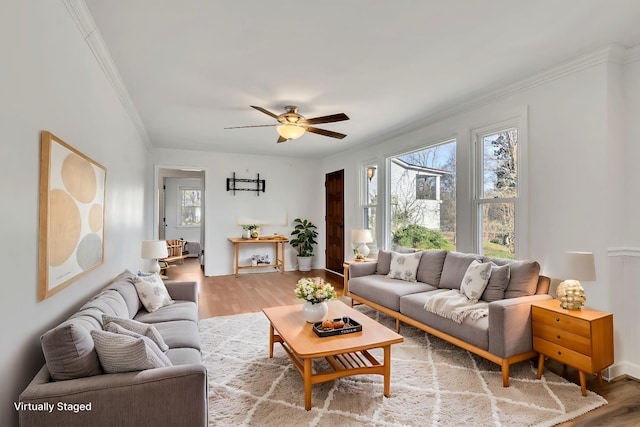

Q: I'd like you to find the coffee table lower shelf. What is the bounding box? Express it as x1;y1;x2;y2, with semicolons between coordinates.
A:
270;330;392;410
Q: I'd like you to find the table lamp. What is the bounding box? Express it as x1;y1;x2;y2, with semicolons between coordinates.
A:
555;251;596;310
141;240;168;274
351;229;373;257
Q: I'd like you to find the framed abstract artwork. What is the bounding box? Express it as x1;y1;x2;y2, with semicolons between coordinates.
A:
38;131;106;300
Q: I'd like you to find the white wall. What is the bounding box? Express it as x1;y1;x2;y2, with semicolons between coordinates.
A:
151;149;325;276
609;49;640;380
0;2;149;426
323;47;639;380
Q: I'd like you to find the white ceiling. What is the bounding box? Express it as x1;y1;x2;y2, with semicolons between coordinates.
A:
83;0;640;158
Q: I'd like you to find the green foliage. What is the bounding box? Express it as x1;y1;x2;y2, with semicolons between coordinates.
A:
392;224;451;250
289;218;318;257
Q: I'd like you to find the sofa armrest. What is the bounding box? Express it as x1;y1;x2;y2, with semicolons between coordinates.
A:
349;262;378;278
488;294;552;358
19;363;207;427
165;281;198;304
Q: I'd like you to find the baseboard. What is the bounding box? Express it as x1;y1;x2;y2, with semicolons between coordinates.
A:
607;360;640;381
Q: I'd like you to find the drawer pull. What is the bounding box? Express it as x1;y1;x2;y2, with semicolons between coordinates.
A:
557;335;561;339
557;351;562;356
556;318;560;322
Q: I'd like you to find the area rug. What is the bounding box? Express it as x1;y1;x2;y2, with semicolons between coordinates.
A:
199;304;606;426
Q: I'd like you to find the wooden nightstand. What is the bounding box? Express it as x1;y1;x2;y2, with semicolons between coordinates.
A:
532;299;614;396
342;258;375;296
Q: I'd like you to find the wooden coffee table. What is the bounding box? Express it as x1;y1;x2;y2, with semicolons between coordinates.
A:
262;300;404;410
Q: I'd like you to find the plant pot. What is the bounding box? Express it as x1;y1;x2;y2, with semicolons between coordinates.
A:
301;301;328;323
297;256;313;272
241;229;251;239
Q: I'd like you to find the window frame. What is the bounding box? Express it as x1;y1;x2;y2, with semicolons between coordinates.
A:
472;112;528;259
177;186;202;228
360;162;378;248
384;138;457;252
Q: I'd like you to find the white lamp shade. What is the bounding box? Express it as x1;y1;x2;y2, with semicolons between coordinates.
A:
565;251;596;281
351;229;373;244
276;124;305;140
141;240;168;259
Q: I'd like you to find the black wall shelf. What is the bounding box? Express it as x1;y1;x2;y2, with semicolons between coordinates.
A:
226;172;265;196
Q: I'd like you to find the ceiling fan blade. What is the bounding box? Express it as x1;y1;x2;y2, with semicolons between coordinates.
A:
224;124;277;129
304;113;349;125
276;136;287;143
250;105;279;119
305;126;347;139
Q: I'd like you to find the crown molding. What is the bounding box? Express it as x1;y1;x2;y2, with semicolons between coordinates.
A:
608;247;640;257
61;0;151;150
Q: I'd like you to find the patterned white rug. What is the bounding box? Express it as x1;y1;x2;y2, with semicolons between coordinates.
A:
199;303;606;427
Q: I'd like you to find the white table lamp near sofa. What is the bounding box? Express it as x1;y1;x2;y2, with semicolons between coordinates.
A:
141;240;168;274
555;251;596;310
351;229;373;257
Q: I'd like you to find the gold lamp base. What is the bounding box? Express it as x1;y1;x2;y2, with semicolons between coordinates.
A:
556;279;586;310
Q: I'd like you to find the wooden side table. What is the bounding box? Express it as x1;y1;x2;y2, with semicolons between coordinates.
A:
342;258;376;296
532;299;614;396
227;236;288;278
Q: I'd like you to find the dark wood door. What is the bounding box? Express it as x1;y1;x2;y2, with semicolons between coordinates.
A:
325;170;344;273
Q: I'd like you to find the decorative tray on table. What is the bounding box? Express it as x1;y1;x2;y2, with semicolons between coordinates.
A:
312;317;362;337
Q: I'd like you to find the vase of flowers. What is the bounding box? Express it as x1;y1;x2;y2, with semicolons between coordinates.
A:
294;278;337;323
241;224;262;239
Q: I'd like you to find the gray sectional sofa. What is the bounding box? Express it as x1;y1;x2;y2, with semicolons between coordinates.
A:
19;270;207;427
348;250;551;387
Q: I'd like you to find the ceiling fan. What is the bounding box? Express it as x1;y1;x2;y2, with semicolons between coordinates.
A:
225;105;349;143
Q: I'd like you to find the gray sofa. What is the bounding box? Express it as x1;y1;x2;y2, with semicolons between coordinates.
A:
348;250;551;387
19;270;207;427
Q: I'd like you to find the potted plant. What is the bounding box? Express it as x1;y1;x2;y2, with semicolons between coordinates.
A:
289;218;318;271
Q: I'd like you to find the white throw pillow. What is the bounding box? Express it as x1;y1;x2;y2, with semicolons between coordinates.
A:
387;252;423;282
90;329;172;374
133;273;174;312
460;260;492;301
102;314;169;352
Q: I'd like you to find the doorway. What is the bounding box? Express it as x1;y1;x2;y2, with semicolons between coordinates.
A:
156;167;206;268
325;169;344;273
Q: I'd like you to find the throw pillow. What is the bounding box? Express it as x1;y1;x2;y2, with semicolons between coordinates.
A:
102;314;169;352
504;260;541;298
90;329;172;374
387;252;422;282
481;263;511;302
375;250;392;275
133;273;174;312
459;260;492;302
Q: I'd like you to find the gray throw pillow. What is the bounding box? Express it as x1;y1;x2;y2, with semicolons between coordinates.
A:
102;314;169;352
416;250;448;286
41;318;103;381
481;263;510;302
504;260;540;298
439;252;482;290
90;329;172;374
376;250;392;275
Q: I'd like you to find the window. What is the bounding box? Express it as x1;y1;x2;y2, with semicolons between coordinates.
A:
387;140;456;251
362;164;378;246
475;128;518;259
178;187;201;226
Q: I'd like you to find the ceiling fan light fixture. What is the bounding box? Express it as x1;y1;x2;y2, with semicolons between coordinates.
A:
276;124;305;140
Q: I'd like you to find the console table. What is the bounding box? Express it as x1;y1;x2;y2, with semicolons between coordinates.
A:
228;236;288;277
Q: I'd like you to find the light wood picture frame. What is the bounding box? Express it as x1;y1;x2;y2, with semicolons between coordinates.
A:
38;131;106;301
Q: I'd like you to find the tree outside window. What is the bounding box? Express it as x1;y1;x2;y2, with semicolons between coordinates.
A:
179;187;201;226
477;128;517;258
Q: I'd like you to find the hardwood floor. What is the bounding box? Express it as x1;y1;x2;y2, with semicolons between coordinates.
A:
168;258;640;426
